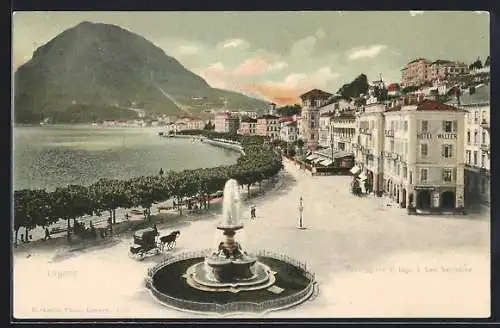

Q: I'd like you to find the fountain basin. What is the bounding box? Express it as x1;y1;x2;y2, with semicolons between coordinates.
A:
206;255;257;282
146;251;316;315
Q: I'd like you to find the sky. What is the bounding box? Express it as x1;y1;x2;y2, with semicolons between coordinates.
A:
12;11;490;105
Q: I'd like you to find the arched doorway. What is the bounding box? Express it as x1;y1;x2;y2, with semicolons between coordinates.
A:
441;191;455;209
417;190;432;209
401;189;407;208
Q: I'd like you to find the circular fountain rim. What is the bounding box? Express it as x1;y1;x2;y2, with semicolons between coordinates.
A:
145;249;317;315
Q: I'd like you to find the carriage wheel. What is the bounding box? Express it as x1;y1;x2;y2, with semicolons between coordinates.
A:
138;251;145;261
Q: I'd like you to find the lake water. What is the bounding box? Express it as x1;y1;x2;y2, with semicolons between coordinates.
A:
13;125;240;191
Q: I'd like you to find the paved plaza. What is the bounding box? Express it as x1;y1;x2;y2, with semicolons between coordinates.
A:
13;160;490;319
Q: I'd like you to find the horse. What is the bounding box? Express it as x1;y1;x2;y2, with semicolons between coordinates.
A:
159;230;181;251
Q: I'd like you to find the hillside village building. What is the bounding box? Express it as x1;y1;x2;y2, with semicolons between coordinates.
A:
401;58;469;88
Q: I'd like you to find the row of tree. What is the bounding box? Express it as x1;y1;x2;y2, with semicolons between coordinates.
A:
14;132;283;244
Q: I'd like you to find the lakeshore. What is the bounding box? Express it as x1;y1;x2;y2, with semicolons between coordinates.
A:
13;158;490;318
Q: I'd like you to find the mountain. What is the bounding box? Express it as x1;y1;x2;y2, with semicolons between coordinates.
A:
14;21;269;123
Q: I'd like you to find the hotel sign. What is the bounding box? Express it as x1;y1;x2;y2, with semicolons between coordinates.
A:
417;133;457;140
437;133;457;140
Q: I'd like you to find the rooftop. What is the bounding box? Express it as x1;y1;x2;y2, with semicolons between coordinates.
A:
240;116;257;123
385;99;461;113
257;114;280;120
407;58;430;65
299;89;333;99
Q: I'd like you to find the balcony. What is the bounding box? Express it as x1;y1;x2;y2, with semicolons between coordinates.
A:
359;128;372;135
384;129;394;137
480;119;490;131
417;132;432;140
480;143;490;156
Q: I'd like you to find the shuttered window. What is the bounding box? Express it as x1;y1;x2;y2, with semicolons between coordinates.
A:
442;144;453;158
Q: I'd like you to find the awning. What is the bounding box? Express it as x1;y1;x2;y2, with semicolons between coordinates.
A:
313;157;325;164
350;165;361;175
320;159;333;166
306;154;317;160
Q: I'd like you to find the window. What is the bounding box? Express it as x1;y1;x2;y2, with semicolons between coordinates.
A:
421;120;429;132
420;143;428;157
474;130;478;144
474;111;478;123
442;144;453;158
481;154;485;168
404;121;408;132
466;150;471;164
403;166;407;179
467;130;471;144
420;169;428;182
409;171;413;184
442;168;453;182
482;131;486;144
442;120;456;133
473;151;478;165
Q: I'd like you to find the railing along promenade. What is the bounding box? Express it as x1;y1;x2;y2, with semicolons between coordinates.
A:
145;249;316;314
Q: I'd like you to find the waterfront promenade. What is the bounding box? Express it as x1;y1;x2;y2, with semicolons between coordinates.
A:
13;159;490;318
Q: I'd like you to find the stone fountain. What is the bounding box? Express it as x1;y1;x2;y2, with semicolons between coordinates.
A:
184;179;275;292
145;179;316;314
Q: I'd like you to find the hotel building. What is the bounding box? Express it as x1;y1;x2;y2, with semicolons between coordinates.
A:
382;99;466;211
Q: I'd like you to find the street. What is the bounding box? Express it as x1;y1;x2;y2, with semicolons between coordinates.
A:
13;160;490;318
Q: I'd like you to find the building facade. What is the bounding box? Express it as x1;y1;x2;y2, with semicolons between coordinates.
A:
427;60;468;82
214;112;231;133
280;121;298;143
383;100;466;211
354;103;386;194
331;111;357;153
401;58;431;88
318;112;334;148
238;117;257;136
450;84;490;205
299;89;332;150
256;114;280;139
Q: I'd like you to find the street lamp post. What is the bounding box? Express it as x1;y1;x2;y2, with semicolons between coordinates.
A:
298;196;304;229
330;127;335;163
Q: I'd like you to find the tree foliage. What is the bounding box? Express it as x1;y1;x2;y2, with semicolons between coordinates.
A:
336;74;369;100
276;104;301;117
13;131;282;237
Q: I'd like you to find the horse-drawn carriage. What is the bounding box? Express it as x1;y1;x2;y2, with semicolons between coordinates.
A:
129;227;181;260
129;228;162;260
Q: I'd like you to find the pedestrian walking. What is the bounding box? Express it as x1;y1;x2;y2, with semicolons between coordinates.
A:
43;227;52;241
250;205;256;219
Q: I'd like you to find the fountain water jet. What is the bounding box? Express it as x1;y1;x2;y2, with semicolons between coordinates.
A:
185;179;274;292
145;179;316;314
